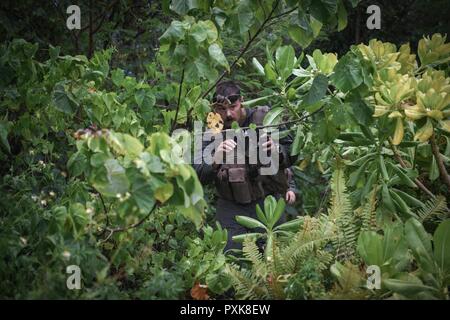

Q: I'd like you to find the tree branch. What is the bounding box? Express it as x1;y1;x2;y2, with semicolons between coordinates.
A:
430;132;450;190
198;0;281;101
101;203;158;242
388;139;435;198
170;68;185;134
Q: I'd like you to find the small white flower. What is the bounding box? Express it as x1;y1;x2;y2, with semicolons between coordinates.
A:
49;191;56;197
62;250;71;259
31;195;38;201
20;237;27;246
86;207;94;214
40;199;47;206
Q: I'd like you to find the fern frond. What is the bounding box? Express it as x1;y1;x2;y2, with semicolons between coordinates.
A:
327;167;358;260
360;185;379;232
225;264;269;299
328;167;353;221
417;195;448;223
242;237;267;278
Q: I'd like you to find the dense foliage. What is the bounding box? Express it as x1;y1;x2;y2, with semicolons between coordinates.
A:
0;0;449;299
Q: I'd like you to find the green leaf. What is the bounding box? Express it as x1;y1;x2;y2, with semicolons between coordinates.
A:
263;107;284;126
275;45;296;80
310;0;338;23
191;22;207;42
288;24;314;48
274;218;303;232
154;182;174;203
232;233;263;243
111;68;125;87
231;0;254;34
303;74;328;106
107;132;144;159
0;120;11;153
208;44;229;71
135;89;156;109
170;0;196;15
67;151;87;177
290;125;303;156
357;231;384;266
159;20;187;43
252;57;265;76
405;218;435;273
94;159;130;197
52;82;78;115
131;177;156;213
383;278;438;297
337;0;348;31
269;198;286;228
235;215;267;230
330;52;364;92
433;220;450;274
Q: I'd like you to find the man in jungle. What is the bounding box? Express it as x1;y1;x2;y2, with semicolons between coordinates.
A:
193;80;298;252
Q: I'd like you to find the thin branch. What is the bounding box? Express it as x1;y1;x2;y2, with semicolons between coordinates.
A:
430;132;450;190
388;139;435;198
198;0;281;101
193;105;324;137
101;203;158;242
99;193;109;229
170;68;185;134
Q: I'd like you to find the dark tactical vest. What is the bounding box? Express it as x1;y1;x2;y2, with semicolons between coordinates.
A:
215;106;289;204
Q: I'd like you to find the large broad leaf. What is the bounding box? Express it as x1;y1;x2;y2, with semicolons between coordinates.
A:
330;53;364;92
303;74;328;105
433;220;450;275
170;0;201;15
52;82;78;115
131;176;156;213
275;45;296;81
382;223;409;272
310;0;338;23
269;198;286;228
405;218;435;274
135;89;156;109
107;132;144;159
357;231;384;266
337;0;348;31
235;215;267;230
159;20;187;43
230;0;254;34
263;107;284;126
383;277;438;297
93;159;130;197
208;44;229;71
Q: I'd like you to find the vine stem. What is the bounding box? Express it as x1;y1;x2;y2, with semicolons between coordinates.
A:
101;203;158;242
388;139;435;198
197;0;281;102
170;68;185;134
429;132;450;190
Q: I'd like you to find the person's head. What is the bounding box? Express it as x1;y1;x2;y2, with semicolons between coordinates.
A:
212;80;245;128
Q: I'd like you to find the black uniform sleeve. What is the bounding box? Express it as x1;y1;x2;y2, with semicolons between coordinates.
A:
192;136;219;185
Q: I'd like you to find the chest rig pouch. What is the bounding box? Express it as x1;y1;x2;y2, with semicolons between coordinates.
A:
214;106;272;204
